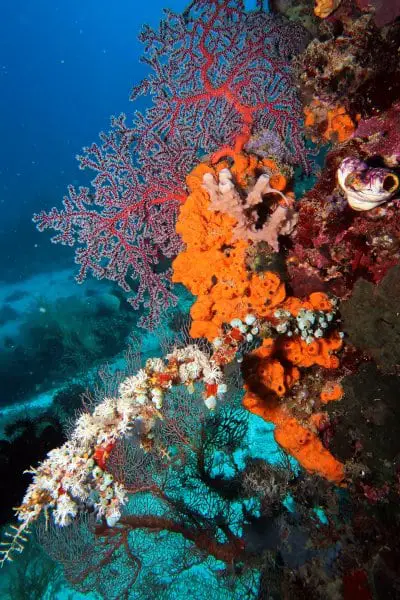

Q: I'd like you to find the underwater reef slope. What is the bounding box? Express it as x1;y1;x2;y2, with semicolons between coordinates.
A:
2;0;400;598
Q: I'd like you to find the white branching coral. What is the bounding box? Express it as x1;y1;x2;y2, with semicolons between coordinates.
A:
1;341;229;565
167;344;224;385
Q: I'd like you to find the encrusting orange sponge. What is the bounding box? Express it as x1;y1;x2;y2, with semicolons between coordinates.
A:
173;153;345;482
278;332;342;370
304;101;358;143
172;154;289;341
320;382;343;404
241;330;344;483
246;394;345;483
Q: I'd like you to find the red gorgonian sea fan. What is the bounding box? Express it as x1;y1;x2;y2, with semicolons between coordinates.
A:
33;0;309;329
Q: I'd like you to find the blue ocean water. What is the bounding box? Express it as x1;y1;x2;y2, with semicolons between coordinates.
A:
0;0;190;283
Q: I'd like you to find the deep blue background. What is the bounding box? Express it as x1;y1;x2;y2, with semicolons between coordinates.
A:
0;0;259;282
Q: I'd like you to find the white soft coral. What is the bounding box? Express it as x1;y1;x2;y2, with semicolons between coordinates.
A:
53;494;78;527
119;370;149;399
93;397;118;424
72;413;98;446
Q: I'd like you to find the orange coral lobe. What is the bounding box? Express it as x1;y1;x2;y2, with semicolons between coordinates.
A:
241;325;344;483
279;332;342;369
314;0;341;19
252;337;275;360
269;173;287;191
274;419;344;483
258;359;287;397
308;292;334;311
327;106;356;143
320;382;343;403
190;319;221;342
243;391;344;483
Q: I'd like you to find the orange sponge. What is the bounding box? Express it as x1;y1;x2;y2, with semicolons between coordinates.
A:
304;101;358;143
320;382;343;404
279;332;343;369
243;391;345;483
173;153;344;482
172;153;290;341
242;332;344;482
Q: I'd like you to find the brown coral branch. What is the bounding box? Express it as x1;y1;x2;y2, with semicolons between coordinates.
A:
96;515;245;565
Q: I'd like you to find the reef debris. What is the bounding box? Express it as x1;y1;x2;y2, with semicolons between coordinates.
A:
297;12;400;142
340;264;400;373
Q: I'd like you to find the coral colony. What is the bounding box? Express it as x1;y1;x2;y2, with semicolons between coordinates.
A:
4;0;400;596
32;0;308;329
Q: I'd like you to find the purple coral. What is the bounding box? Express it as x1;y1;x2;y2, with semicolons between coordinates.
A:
33;116;187;329
133;1;308;164
354;102;400;167
34;1;308;328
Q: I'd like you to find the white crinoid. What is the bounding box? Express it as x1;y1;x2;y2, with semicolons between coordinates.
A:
168;345;208;368
62;475;89;502
72;413;99;446
178;360;201;383
115;405;135;435
92;397;118;425
46;441;79;467
113;481;128;506
31;468;62;498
